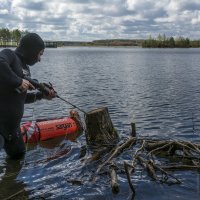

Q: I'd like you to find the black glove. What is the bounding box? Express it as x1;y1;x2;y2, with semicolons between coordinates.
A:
39;82;57;100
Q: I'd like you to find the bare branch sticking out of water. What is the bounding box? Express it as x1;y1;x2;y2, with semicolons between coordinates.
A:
96;137;136;173
78;136;200;197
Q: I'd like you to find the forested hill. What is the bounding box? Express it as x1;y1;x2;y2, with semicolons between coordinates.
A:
1;28;200;48
60;39;144;47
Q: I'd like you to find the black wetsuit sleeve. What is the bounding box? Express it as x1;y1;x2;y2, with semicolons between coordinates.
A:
25;91;43;104
0;49;22;88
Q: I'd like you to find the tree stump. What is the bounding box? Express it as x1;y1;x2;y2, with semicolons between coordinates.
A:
85;107;119;145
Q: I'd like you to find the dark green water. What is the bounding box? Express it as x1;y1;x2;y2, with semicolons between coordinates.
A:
1;47;200;199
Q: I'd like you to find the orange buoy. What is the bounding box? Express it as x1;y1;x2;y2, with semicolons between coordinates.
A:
21;111;83;143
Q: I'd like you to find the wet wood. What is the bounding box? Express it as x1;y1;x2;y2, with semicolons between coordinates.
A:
110;162;119;194
131;122;136;137
124;161;136;195
96;137;136;173
4;189;27;200
145;141;171;151
160;165;200;171
85;107;119;145
137;156;158;181
82;147;109;165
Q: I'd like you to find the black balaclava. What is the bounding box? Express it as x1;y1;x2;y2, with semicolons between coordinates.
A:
15;33;45;66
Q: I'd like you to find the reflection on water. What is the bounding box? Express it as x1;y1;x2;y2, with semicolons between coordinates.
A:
1;47;200;199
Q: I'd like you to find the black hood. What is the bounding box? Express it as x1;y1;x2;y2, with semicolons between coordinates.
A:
15;33;45;66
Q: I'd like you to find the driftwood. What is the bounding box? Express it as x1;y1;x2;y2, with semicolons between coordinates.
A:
124;161;136;195
145;141;170;151
137;156;158;181
82;147;109;165
137;156;181;184
83;109;200;195
91;136;200;195
3;189;27;200
58;106;200;197
110;162;119;194
96;137;136;173
160;165;200;171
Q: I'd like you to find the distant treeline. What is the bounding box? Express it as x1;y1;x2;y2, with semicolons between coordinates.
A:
57;37;200;48
1;28;200;48
142;34;200;48
60;39;144;47
0;28;28;47
90;39;143;46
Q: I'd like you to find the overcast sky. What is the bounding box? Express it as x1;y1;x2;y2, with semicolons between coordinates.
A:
0;0;200;41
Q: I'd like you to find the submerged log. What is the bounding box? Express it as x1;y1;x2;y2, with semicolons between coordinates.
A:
124;161;136;195
160;165;200;171
110;162;119;194
85;107;119;145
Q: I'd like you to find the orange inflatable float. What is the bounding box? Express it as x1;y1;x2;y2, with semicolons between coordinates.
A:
21;111;83;144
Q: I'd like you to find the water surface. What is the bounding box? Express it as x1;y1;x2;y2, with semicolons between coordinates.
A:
0;47;200;199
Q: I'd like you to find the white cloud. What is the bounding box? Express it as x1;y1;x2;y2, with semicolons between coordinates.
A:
191;11;200;24
0;9;8;14
0;0;199;40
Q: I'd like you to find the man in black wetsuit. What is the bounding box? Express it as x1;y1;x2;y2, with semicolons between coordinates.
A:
0;33;56;159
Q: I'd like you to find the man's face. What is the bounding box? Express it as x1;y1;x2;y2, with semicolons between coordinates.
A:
29;49;44;66
37;49;44;63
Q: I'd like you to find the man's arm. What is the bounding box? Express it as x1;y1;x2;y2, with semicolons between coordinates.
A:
0;49;22;88
25;92;43;104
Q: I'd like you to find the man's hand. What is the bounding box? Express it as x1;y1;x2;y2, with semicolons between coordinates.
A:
18;79;35;92
43;89;57;100
40;83;57;100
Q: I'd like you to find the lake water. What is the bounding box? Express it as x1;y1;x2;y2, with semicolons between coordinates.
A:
0;47;200;199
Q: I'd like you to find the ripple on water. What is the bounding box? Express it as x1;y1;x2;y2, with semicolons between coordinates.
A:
1;47;200;199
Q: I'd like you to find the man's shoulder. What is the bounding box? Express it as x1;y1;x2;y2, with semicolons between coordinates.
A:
0;48;16;62
0;48;15;56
